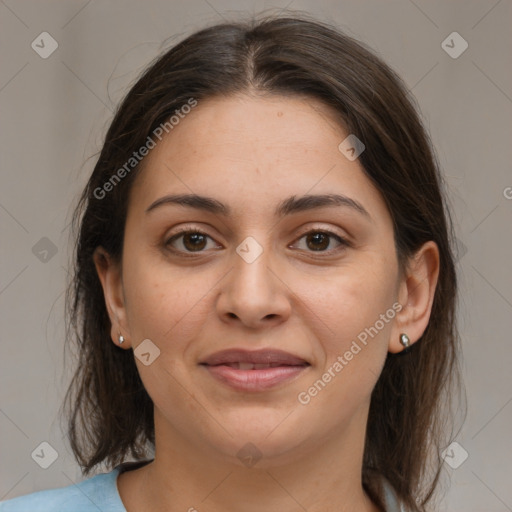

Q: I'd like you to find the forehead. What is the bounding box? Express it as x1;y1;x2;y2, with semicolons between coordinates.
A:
147;94;347;170
128;94;388;221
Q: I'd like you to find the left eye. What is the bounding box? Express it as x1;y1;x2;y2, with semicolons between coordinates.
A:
292;231;348;252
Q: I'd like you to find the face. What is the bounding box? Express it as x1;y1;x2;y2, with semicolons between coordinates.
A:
100;94;408;466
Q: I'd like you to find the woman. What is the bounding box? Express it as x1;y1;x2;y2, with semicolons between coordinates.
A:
0;14;461;512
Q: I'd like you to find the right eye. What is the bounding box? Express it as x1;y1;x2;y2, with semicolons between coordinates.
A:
165;229;222;255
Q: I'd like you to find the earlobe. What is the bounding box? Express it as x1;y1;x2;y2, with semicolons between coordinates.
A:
92;246;131;348
389;241;440;353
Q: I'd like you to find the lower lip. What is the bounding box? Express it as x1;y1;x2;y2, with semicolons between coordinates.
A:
201;364;308;391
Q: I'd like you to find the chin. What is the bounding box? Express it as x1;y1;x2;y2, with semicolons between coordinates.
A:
205;418;313;468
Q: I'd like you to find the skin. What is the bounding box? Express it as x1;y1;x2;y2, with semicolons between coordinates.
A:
94;93;439;512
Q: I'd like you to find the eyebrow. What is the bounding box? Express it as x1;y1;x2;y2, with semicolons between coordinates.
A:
145;193;371;220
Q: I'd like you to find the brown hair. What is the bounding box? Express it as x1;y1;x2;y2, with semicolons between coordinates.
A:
63;13;462;511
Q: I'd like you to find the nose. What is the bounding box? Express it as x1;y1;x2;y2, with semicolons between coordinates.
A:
216;241;292;330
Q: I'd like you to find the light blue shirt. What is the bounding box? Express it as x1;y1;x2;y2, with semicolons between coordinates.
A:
0;465;125;512
0;461;406;511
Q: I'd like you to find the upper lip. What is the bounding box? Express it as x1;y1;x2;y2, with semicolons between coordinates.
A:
200;349;309;366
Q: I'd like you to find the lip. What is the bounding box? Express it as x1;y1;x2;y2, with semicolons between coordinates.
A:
200;349;310;392
200;348;309;366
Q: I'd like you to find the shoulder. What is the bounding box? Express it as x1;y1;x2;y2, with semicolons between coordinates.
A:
382;478;410;512
0;467;125;512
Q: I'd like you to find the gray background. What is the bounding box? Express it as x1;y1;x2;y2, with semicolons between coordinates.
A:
1;1;511;510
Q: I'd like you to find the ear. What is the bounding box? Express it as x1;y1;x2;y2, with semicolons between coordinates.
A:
93;246;131;349
389;241;440;353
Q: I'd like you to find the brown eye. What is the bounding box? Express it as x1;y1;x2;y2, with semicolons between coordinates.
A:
166;230;219;253
182;232;207;251
293;230;348;253
305;232;330;251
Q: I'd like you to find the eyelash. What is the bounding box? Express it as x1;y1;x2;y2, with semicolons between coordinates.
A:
164;227;350;258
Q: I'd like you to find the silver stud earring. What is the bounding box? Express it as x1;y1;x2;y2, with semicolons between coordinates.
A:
399;333;411;352
118;333;125;345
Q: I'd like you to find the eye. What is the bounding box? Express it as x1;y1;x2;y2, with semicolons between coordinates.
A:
164;227;349;257
292;230;349;253
165;229;221;254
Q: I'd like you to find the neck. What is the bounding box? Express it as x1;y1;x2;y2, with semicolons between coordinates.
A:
118;407;381;512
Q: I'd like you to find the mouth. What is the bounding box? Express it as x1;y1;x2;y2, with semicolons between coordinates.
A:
199;349;310;392
212;362;299;370
200;348;309;366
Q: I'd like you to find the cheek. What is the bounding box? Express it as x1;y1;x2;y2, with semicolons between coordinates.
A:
122;253;217;346
121;257;217;404
293;255;397;405
301;257;397;343
297;256;397;406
